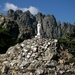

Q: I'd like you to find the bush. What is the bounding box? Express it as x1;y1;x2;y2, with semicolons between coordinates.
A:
0;25;16;54
68;58;75;63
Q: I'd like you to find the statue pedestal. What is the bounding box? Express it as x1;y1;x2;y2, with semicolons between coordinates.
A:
35;35;41;38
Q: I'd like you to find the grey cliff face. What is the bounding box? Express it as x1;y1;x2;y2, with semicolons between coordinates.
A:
42;15;57;38
0;9;74;39
61;22;73;38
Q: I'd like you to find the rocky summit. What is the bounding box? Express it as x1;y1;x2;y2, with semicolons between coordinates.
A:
0;10;74;39
0;38;75;75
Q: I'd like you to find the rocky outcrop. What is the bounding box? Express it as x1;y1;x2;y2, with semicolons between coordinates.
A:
42;15;57;38
0;13;35;39
0;10;74;39
7;10;36;38
61;22;73;38
0;14;19;38
0;38;74;75
6;9;74;39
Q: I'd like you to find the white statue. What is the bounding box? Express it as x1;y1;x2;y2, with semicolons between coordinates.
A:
37;21;41;36
35;21;41;38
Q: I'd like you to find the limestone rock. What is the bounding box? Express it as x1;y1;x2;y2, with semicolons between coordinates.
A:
1;9;73;39
0;38;75;75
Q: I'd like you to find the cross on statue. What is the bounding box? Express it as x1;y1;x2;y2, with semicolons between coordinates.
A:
35;21;41;38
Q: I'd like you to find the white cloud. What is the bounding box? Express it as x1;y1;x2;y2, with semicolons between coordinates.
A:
4;2;39;15
20;6;39;15
4;2;18;11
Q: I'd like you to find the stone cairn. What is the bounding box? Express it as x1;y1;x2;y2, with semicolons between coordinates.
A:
0;38;58;75
0;38;75;75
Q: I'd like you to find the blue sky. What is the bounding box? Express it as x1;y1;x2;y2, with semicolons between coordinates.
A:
0;0;75;24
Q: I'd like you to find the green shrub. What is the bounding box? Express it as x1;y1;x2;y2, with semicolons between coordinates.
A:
0;25;16;54
68;58;75;63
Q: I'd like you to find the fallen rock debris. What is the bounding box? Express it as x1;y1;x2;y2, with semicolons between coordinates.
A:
0;38;75;75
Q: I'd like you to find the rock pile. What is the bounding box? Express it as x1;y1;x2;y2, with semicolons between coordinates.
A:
0;38;75;75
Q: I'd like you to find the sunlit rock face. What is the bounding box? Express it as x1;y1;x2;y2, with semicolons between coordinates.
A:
7;10;73;39
0;10;73;39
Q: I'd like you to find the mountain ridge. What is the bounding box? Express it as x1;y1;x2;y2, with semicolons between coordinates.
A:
0;9;74;39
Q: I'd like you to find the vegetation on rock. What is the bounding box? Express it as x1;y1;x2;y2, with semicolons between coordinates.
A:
58;25;75;56
0;25;15;53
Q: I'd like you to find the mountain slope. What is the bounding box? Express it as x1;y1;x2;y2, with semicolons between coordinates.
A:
0;9;74;39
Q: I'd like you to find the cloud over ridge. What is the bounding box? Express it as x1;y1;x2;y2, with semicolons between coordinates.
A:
4;2;39;15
